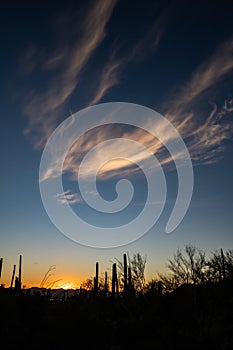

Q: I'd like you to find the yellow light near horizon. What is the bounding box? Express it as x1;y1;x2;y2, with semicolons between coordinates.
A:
59;282;76;290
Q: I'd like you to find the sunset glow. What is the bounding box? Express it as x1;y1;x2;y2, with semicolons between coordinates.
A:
0;0;232;289
58;282;77;290
0;2;233;348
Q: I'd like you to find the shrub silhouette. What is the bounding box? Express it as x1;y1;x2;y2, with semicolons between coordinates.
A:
1;246;233;350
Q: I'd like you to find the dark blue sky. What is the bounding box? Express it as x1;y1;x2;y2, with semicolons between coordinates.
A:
0;0;233;288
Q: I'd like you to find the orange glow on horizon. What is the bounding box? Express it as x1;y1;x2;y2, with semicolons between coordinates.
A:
23;277;82;289
57;282;77;290
0;275;83;290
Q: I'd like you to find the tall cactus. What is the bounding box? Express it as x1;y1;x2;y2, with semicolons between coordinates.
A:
10;265;16;289
14;255;22;291
94;262;99;294
112;263;118;298
123;253;128;295
104;271;108;293
221;248;226;280
0;258;3;279
18;255;22;290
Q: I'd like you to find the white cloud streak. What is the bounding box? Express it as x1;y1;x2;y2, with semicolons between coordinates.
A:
41;37;233;182
55;190;82;205
88;58;122;106
22;1;171;151
22;0;117;148
22;3;233;182
87;4;171;107
166;37;233;116
163;37;233;164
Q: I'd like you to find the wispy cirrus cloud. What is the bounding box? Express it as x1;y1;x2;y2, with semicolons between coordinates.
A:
21;0;171;149
71;99;233;179
22;0;117;148
55;190;82;205
125;4;172;64
22;1;233;183
175;99;233;164
163;36;233;164
40;36;233;183
165;37;233;116
88;57;122;106
87;4;171;107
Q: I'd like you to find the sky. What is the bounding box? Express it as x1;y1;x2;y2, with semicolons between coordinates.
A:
0;0;233;289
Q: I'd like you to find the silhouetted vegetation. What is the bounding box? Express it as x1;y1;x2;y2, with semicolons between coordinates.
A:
1;246;233;349
114;252;146;293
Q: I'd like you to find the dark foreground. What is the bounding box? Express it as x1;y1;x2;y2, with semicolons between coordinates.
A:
1;281;233;350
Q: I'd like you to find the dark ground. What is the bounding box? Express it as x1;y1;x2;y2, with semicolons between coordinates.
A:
1;280;233;350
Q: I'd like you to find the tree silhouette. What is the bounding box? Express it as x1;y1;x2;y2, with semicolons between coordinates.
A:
208;248;233;282
80;277;94;291
158;244;207;290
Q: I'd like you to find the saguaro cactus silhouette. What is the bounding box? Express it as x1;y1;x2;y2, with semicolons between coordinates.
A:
112;263;118;298
94;262;99;294
10;265;16;289
18;255;22;290
221;248;226;280
0;258;3;279
123;253;128;294
14;255;22;291
104;271;108;293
